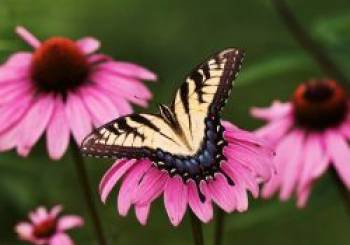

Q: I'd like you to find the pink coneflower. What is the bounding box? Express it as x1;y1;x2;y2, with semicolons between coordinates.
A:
0;26;156;160
99;121;274;226
251;79;350;207
15;205;84;245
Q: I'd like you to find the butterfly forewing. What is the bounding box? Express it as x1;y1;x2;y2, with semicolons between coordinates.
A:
171;48;244;152
81;48;244;159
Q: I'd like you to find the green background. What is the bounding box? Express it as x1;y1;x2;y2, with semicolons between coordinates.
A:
0;0;349;244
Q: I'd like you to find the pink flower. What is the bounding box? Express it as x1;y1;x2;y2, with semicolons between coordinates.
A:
251;79;350;207
0;26;156;160
99;121;274;226
15;205;84;245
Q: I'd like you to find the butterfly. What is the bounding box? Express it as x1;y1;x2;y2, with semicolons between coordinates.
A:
81;48;244;181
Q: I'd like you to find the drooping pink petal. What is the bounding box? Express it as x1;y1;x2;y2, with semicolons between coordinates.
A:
262;131;304;199
15;222;34;239
135;204;151;225
250;101;292;121
134;167;168;206
254;116;294;146
223;121;273;150
76;37;100;55
204;173;236;212
296;186;311;208
99;159;136;203
117;160;151;216
49;233;73;245
109;95;133;115
15;26;41;49
297;133;329;194
0;79;33;106
224;145;271;181
262;174;280;199
0;122;21;151
164;175;188;226
278;130;304;201
97;61;157;81
188;180;213;223
79;86;119;126
90;80;133;115
0;91;32;134
3;52;33;69
233;185;249;212
65;92;93;144
17;95;55;157
221;161;259;198
0;67;29;84
46;97;70;160
57;215;84;231
325;130;350;188
92;71;152;107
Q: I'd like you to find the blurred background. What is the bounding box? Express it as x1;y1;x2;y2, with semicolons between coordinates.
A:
0;0;349;244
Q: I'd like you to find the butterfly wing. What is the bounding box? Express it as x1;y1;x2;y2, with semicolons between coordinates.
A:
171;48;244;152
81;48;244;160
81;113;193;159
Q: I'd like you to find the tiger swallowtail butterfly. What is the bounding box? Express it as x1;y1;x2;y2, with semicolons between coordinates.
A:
81;48;244;181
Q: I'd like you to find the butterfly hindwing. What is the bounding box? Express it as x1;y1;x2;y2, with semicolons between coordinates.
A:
81;48;244;159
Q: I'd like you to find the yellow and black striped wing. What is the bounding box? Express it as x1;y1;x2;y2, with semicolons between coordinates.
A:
80;48;244;160
171;48;244;152
81;113;194;158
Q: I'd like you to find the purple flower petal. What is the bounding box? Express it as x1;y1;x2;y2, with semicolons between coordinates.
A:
164;175;188;226
65;92;93;144
325;130;350;188
204;173;236;212
134;167;168;206
99;159;136;203
250;101;292;121
188;180;213;223
117;160;151;216
97;61;157;81
79;86;119;127
135;204;151;226
46;97;70;160
16;95;55;157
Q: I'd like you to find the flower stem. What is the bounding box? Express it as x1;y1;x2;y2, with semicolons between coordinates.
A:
271;0;349;84
71;142;108;245
213;208;225;245
330;168;350;215
189;211;204;245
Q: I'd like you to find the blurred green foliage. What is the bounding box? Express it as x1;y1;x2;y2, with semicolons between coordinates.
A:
0;0;349;244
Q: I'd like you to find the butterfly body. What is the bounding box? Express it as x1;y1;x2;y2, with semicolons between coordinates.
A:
81;48;244;182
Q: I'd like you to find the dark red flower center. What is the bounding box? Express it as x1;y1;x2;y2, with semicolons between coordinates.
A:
30;37;90;94
33;218;57;239
293;79;348;130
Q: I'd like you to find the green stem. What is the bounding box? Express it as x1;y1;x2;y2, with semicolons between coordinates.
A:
189;211;204;245
71;143;109;245
214;208;225;245
271;0;349;85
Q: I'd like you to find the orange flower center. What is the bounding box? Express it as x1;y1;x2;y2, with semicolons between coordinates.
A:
33;218;57;238
293;79;348;130
30;37;90;94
